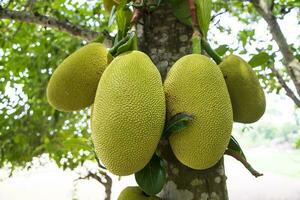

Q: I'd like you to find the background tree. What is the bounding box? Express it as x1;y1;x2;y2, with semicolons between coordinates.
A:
0;0;299;199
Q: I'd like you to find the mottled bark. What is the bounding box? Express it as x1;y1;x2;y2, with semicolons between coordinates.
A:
137;5;229;200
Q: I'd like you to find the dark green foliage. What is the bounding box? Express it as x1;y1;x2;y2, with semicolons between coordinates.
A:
0;0;110;170
135;154;166;195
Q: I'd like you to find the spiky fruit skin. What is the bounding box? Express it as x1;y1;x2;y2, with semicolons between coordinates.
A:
118;187;161;200
164;54;233;170
47;43;108;112
92;51;166;176
219;55;266;123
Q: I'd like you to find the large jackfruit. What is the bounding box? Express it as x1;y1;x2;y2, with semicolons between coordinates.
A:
219;55;266;123
118;187;161;200
92;51;165;176
164;54;233;170
47;43;108;112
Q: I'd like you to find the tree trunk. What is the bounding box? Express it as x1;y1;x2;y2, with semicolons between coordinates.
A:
137;5;229;200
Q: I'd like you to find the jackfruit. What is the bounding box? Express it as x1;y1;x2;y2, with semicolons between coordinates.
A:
47;43;108;112
92;51;165;176
219;55;266;123
164;54;233;170
118;187;161;200
103;0;119;12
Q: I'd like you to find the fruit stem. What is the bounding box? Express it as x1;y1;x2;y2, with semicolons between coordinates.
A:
192;31;201;54
187;0;222;61
201;38;222;64
187;0;200;34
131;7;143;25
108;33;131;55
224;149;263;178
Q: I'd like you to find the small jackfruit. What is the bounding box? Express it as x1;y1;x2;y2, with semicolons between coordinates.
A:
164;54;233;170
118;187;161;200
47;43;108;112
92;51;165;176
219;55;266;123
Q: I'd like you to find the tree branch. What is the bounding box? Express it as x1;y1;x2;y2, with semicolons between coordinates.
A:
250;0;300;98
270;65;300;107
76;170;112;200
0;6;105;41
224;149;263;178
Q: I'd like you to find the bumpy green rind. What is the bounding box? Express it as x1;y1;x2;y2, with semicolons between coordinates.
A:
118;187;161;200
219;55;266;123
47;43;108;112
92;51;166;176
164;54;233;170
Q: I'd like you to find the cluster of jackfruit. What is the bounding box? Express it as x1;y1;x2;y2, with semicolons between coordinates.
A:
47;45;166;176
164;54;266;170
46;42;265;198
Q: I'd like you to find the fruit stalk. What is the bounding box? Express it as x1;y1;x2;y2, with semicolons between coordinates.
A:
187;0;200;33
201;38;222;64
224;149;263;178
131;7;143;25
187;0;202;54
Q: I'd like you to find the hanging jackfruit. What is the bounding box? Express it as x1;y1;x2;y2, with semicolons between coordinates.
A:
219;55;266;123
92;51;165;176
164;54;233;170
118;187;161;200
47;43;108;112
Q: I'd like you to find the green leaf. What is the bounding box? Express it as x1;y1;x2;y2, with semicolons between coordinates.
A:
195;0;212;38
163;112;194;138
215;45;229;56
63;138;92;151
118;0;128;9
109;31;137;56
168;0;192;26
116;32;137;55
108;6;116;27
115;7;132;36
135;154;166;195
248;52;270;68
227;136;246;160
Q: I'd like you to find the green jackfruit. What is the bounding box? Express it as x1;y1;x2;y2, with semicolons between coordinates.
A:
118;187;161;200
92;51;165;176
164;54;233;170
47;43;108;112
219;55;266;123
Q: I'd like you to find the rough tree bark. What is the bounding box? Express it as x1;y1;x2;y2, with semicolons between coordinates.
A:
138;5;229;200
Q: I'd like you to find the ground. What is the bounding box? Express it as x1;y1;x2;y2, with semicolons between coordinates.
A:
0;147;299;200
